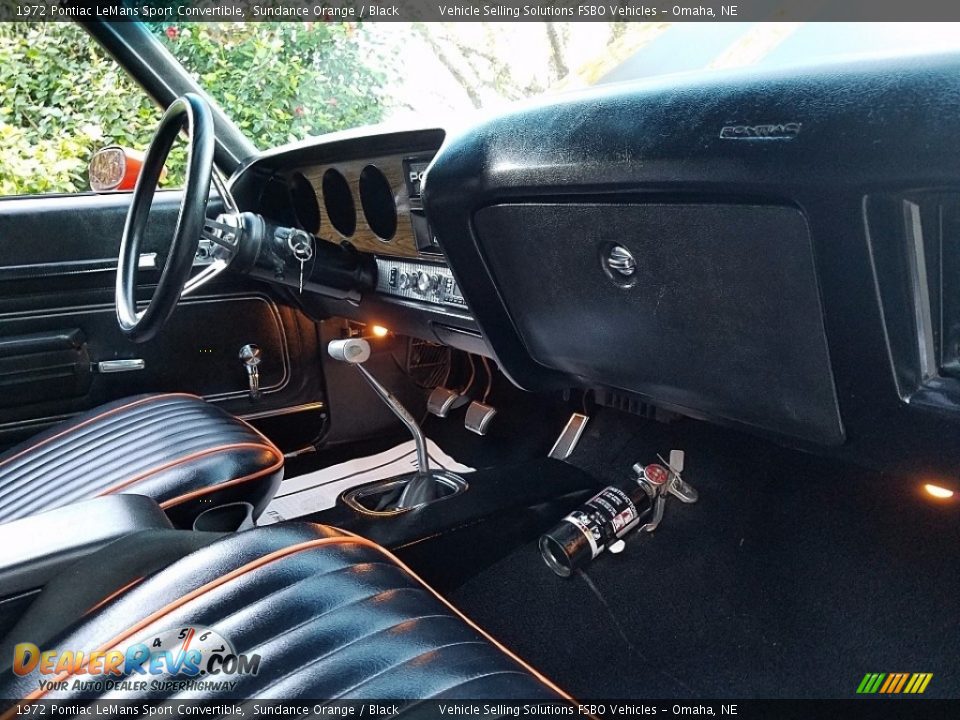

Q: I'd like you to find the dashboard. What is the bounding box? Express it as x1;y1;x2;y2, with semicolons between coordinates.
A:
229;128;484;356
290;150;467;310
229;51;960;481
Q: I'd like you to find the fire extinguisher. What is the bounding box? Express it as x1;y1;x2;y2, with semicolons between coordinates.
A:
540;456;696;577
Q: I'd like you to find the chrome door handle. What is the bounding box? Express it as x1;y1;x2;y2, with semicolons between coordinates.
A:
96;359;146;373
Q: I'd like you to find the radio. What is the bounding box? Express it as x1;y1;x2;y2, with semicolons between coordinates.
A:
403;156;442;255
375;258;467;309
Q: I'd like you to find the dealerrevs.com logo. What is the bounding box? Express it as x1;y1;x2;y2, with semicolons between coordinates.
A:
13;626;261;693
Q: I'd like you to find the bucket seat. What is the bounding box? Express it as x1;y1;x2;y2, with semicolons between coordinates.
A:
0;523;569;705
0;393;283;528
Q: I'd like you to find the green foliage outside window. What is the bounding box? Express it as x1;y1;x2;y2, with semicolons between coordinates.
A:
0;23;161;195
0;22;390;196
152;22;390;146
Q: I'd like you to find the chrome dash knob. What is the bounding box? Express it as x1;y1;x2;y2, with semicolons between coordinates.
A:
416;271;434;294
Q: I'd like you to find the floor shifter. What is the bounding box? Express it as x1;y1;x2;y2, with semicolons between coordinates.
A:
327;338;465;511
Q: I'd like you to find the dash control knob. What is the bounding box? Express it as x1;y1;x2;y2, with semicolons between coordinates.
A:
398;272;414;290
415;271;439;295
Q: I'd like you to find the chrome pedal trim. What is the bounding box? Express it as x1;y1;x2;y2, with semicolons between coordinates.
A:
464;401;497;436
548;412;590;460
427;386;460;418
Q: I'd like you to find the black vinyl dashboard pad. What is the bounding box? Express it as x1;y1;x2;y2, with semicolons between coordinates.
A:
424;51;960;455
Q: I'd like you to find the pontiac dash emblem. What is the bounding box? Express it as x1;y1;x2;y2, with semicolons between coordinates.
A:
720;122;802;140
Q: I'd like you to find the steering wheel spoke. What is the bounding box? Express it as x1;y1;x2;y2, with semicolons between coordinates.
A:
212;167;239;216
200;217;241;256
182;257;229;297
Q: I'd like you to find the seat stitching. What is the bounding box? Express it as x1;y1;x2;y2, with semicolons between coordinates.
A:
153;583;424;702
0;409;237;507
1;405;225;473
10;535;569;708
0;441;278;523
239;588;437;660
203;560;412;629
426;670;552;698
163;589;437;702
0;405;214;501
13;535;368;705
240;615;463;698
95;442;280;496
326;640;490;701
0;394;197;474
366;542;574;701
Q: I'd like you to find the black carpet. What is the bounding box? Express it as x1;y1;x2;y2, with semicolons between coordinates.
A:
450;411;960;699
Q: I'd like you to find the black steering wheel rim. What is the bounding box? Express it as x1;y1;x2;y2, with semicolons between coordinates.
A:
116;93;215;343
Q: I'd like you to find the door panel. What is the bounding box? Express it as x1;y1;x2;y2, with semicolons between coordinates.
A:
0;191;327;447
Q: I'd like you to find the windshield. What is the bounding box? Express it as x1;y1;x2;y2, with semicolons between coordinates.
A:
153;21;960;149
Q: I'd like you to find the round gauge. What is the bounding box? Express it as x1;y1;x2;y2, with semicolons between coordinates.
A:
289;172;320;234
358;164;397;241
322;168;356;237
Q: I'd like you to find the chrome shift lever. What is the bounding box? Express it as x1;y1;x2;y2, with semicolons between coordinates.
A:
239;344;262;401
328;338;459;510
328;337;429;477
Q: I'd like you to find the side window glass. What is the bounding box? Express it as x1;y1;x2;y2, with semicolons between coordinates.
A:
0;23;183;197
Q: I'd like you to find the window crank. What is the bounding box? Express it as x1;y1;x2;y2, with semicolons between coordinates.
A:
238;344;262;401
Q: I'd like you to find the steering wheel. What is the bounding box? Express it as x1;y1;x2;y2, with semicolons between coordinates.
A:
116;93;224;343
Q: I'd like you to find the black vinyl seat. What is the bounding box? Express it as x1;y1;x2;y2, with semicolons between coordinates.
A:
0;523;569;705
0;393;283;528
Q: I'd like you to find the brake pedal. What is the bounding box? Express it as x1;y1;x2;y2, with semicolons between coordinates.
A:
426;386;460;418
464;401;497;435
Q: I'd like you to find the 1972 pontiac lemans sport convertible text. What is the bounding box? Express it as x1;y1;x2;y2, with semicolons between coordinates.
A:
0;8;958;719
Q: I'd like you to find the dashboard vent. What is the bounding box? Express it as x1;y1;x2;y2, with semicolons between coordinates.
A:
867;191;960;410
404;338;450;389
595;390;661;420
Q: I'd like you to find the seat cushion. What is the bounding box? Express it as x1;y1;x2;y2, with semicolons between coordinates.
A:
0;523;569;704
0;393;282;527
